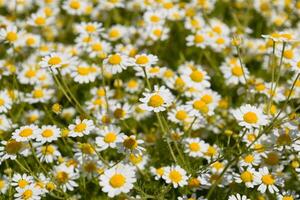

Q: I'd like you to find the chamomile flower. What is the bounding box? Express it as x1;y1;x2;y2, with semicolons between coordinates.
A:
0;139;27;161
75;22;103;36
150;166;165;180
68;118;95;137
95;125;124;151
99;164;136;198
14;184;42;200
40;52;68;70
36;144;61;163
117;135;145;155
28;11;52;27
232;104;268;128
255;167;279;193
133;54;158;68
162;165;188;188
184;138;209;158
103;53;132;74
0;176;9;194
63;0;85;15
53;164;78;192
234;167;258;188
168;105;191;125
70;63;99;84
12;125;39;142
35;125;60;144
139;85;174;112
0;25;20;45
0;91;12;113
12;174;34;189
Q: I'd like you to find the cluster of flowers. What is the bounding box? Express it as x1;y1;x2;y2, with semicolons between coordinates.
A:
0;0;300;199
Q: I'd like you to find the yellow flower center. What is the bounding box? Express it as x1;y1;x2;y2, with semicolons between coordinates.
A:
175;110;188;121
201;94;212;104
75;123;87;132
0;98;4;106
129;154;143;164
136;55;149;65
48;56;62;65
244;154;254;163
35;17;46;25
193;100;208;113
189;142;200;152
108;54;122;65
109;29;120;38
216;37;225;44
243;112;258;124
127;80;138;88
261;174;275;185
25;69;36;78
0;180;5;189
194;34;204;43
56;171;69;184
153;29;162;37
22;189;33;200
114;108;125;119
19;128;33;137
265;152;279;166
18;179;28;188
150;15;160;23
85;25;96;33
156;168;164;176
148;94;164;107
104;132;117;143
240;171;253;182
92;43;102;51
6;32;18;42
4;140;21;155
283;49;294;59
212;161;223;170
169;170;182;183
109;174;126;188
188;177;200;188
123;137;138;149
282;196;294;200
190;70;203;82
69;0;80;9
26;38;36;46
83;162;97;172
42;129;54;138
231;66;243;77
41;145;55;155
149;66;160;73
213;26;222;34
77;66;90;75
33;89;44;98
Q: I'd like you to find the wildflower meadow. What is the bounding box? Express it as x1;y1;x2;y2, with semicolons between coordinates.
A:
1;0;300;199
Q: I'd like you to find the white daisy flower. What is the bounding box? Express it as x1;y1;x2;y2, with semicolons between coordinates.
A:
75;22;103;36
132;54;158;68
99;163;136;198
12;125;39;142
139;85;174;112
234;167;259;188
95;125;124;151
232;104;268;128
68;118;95;137
184;138;209;158
35;125;60;144
53;164;79;192
39;52;68;70
70;63;99;84
14;184;42;200
0;91;12;113
36;144;61;163
254;167;279;194
12;173;34;189
162;165;188;188
117;135;145;156
103;53;132;75
0;25;20;44
150;166;165;180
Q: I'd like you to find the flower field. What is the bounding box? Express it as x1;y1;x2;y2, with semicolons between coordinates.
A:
1;0;300;199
